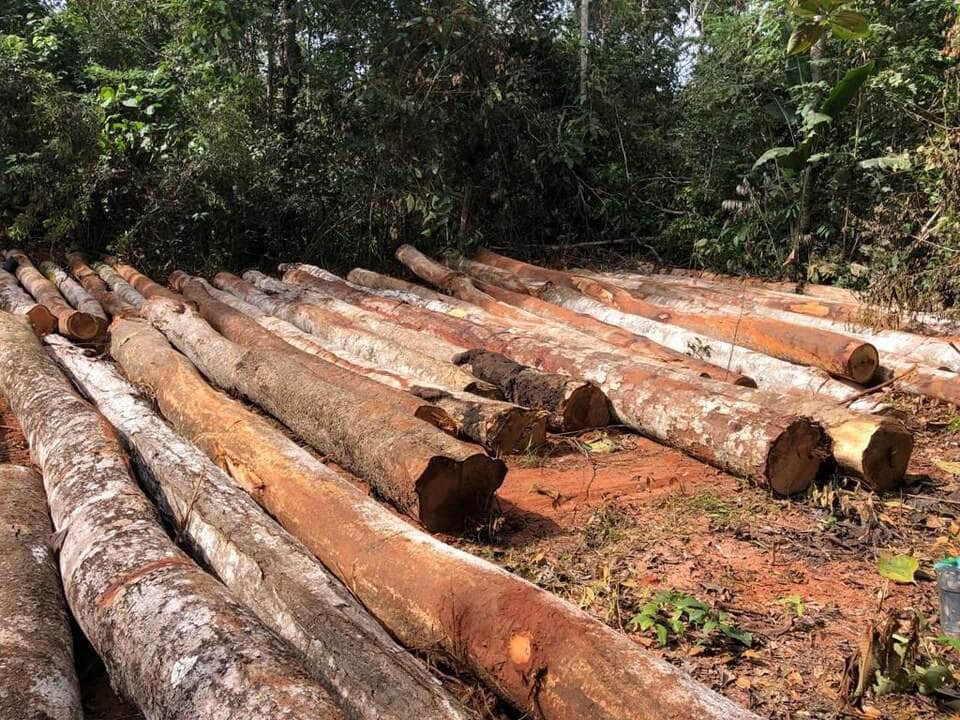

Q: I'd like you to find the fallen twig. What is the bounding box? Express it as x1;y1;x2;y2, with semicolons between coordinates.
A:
841;365;918;406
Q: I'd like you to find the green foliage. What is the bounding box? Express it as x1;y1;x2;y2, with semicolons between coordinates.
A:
627;590;753;648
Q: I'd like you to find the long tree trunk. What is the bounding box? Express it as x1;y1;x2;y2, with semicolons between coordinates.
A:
5;250;100;340
107;316;761;720
47;335;470;720
652;267;860;304
164;272;457;434
474;249;880;383
389;246;757;386
93;260;146;308
281;268;827;494
0;464;82;720
215;271;500;397
109;259;181;302
0;267;56;335
273;270;613;432
0;311;346;720
176;272;544;454
142;296;505;531
66;252;137;318
40;260;108;333
570;261;960;372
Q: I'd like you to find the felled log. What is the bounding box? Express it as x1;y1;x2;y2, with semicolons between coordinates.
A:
0;311;346;720
658;267;860;304
282;268;826;493
196;275;544;453
0;267;56;335
475;249;881;384
40;260;108;333
47;335;470;720
108;316;761;720
143;297;505;530
66;251;138;318
5;250;100;340
168;271;456;434
0;464;82;720
390;248;756;386
109;258;181;302
280;270;613;432
93;260;146;308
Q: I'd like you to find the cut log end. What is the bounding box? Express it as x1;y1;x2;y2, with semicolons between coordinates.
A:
58;310;101;340
847;343;880;384
490;409;548;455
859;423;914;491
562;382;611;430
417;454;506;532
733;376;759;388
25;305;57;336
463;379;505;400
414;405;460;436
764;418;825;496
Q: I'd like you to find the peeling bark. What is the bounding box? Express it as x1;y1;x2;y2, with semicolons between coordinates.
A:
142;297;505;530
5;250;100;340
0;311;347;720
93;261;146;309
66;252;138;319
40;260;108;333
169;272;457;435
46;336;471;720
0;267;56;335
107;316;761;720
475;249;881;384
0;464;82;720
281;268;826;493
217;271;500;398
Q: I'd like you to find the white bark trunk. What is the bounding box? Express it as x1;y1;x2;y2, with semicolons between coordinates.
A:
40;261;108;322
0;267;56;335
0;312;346;720
46;335;470;720
93;261;146;308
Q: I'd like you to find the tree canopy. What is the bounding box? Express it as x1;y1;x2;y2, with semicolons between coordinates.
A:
1;0;957;307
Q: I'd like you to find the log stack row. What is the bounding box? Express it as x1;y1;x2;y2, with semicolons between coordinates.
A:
0;244;950;720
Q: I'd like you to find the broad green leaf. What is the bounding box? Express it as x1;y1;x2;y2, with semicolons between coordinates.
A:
829;10;869;40
878;554;919;584
654;623;669;646
788;0;821;16
935;459;960;476
754;146;797;169
787;22;824;56
807;152;832;163
719;623;753;646
821;61;875;117
802;110;833;131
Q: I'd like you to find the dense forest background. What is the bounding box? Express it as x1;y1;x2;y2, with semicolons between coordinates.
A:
1;0;958;308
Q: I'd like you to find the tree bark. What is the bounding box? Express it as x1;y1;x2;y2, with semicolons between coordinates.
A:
107;316;761;720
40;260;108;333
66;252;138;318
0;266;56;335
474;249;880;383
279;270;613;433
109;259;182;302
142;297;505;530
654;267;859;304
168;272;458;435
0;464;82;720
5;250;100;340
177;273;543;454
46;335;471;720
0;311;346;720
93;261;146;308
217;271;501;397
281;268;827;494
393;247;757;386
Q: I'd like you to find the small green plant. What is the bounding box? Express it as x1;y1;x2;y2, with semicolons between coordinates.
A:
948;417;960;434
627;591;753;648
776;594;805;618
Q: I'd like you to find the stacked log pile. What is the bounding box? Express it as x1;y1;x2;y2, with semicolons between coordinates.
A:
3;242;954;720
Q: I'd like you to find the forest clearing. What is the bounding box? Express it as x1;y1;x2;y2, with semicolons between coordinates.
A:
1;245;959;720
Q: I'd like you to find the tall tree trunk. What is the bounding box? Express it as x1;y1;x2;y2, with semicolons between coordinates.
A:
280;268;827;494
0;464;82;720
107;316;762;720
0;311;346;720
0;267;56;335
5;250;100;340
142;297;505;531
579;0;590;103
47;336;471;720
475;249;880;383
